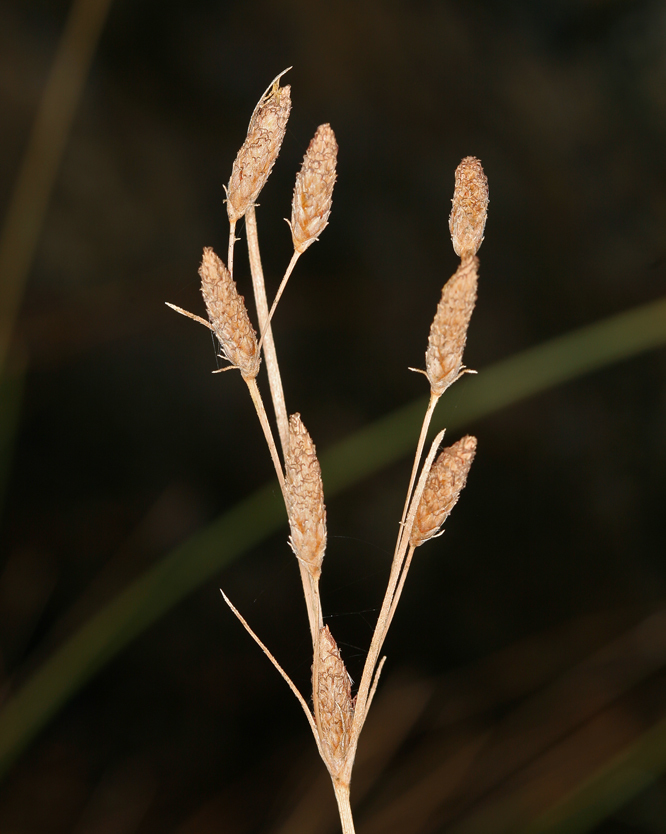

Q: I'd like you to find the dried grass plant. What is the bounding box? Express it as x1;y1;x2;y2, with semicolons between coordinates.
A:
168;70;488;834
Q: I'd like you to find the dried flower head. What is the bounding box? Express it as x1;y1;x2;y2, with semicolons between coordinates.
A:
425;257;478;395
284;413;326;580
199;247;260;380
227;73;292;224
290;124;338;254
410;435;477;547
449;157;489;260
314;626;354;777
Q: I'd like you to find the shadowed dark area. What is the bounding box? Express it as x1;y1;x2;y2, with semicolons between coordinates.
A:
1;0;665;832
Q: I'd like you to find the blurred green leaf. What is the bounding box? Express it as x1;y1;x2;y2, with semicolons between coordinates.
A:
521;715;666;833
0;295;665;784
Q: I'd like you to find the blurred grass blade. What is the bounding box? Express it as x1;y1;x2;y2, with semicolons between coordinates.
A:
0;295;665;780
320;295;666;493
522;714;666;833
0;0;114;374
0;365;26;519
0;483;286;779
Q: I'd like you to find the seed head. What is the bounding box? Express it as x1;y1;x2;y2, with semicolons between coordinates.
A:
290;124;338;254
199;247;260;380
410;435;477;547
284;413;326;580
449;157;489;260
227;75;292;224
425;257;478;395
314;626;354;777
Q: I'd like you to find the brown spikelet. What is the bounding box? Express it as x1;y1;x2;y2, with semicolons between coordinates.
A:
199;247;260;380
227;76;292;224
290;124;338;254
410;435;477;547
425;257;478;395
449;157;489;259
314;626;354;776
284;413;326;580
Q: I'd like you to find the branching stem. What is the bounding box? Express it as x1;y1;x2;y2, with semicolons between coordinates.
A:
257;249;301;355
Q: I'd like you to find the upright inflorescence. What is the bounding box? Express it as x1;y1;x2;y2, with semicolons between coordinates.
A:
314;626;354;778
290;124;338;254
423;156;488;397
227;75;292;224
410;435;477;547
199;247;260;380
425;257;478;395
169;72;490;834
449;156;489;260
284;413;327;580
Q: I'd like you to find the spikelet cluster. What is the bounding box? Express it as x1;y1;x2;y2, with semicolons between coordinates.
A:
314;626;354;776
425;257;478;395
410;435;477;547
227;79;292;224
449;156;489;260
199;247;260;380
290;124;338;254
284;413;326;580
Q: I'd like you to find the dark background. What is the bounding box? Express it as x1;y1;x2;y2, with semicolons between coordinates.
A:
1;0;666;832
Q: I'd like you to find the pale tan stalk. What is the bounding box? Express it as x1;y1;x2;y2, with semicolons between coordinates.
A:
300;567;323;644
257;250;300;355
246;204;289;452
353;430;446;732
245;377;286;496
332;781;356;834
388;436;477;638
396;390;440;553
228;220;237;278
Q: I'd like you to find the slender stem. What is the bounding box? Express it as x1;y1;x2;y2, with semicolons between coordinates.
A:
299;562;323;646
353;430;445;729
245;209;324;646
227;219;237;278
245;205;289;453
365;655;387;715
245;377;286;496
257;250;301;354
384;544;417;636
397;390;440;551
332;780;356;834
